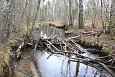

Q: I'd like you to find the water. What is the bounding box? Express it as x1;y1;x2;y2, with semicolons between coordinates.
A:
39;24;65;38
34;25;111;77
35;51;110;77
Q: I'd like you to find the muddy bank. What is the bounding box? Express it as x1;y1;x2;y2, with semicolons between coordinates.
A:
0;43;13;77
13;49;41;77
0;32;33;77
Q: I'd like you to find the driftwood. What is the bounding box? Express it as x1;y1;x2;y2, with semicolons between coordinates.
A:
41;36;115;76
82;31;97;36
16;42;25;58
68;38;85;53
16;42;25;53
46;50;115;77
15;35;115;77
31;42;42;77
33;42;38;56
99;62;115;77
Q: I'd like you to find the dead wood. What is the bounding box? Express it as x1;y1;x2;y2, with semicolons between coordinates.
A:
16;42;25;58
19;34;115;77
99;62;115;77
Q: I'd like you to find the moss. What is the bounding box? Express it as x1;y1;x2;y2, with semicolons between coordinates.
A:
84;36;95;43
102;43;113;54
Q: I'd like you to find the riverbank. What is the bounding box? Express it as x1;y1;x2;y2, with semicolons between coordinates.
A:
0;23;115;77
0;32;32;77
42;21;115;54
65;28;115;54
0;43;12;77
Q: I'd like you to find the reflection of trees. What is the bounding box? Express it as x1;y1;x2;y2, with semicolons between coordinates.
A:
61;57;65;77
74;61;80;77
83;52;91;77
65;60;71;77
83;64;88;77
92;71;98;77
60;58;71;77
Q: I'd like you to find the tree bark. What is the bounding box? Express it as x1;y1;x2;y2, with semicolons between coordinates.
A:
111;0;115;27
68;0;73;28
31;0;41;32
78;0;84;29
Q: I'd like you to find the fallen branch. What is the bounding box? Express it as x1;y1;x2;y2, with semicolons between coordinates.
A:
99;62;115;77
16;42;25;58
30;35;115;77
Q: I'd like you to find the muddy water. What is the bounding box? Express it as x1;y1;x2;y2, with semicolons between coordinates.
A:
34;25;111;77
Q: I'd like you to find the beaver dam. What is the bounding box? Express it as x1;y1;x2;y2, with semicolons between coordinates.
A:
10;25;115;77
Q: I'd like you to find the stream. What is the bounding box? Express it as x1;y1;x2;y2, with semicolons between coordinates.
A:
34;25;111;77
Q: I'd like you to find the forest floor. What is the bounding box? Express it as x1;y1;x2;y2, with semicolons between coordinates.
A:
46;21;115;54
0;32;33;77
66;28;115;54
0;22;115;76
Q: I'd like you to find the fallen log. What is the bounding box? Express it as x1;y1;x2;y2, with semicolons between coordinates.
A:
99;62;115;77
16;42;25;59
45;49;115;77
29;34;115;76
46;40;61;52
68;38;85;53
16;42;25;53
30;60;41;77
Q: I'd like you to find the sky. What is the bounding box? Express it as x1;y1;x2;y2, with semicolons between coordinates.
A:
41;0;111;10
42;0;89;6
42;0;89;10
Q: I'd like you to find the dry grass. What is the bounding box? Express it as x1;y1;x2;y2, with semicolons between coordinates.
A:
0;30;28;73
0;43;11;72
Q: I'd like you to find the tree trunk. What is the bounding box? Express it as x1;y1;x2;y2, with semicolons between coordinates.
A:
78;0;84;29
111;0;115;27
68;0;73;28
101;0;105;30
2;0;13;41
31;0;41;32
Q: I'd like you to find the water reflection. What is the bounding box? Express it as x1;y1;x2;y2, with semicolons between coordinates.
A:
74;61;80;77
35;51;110;77
39;24;65;38
35;25;111;77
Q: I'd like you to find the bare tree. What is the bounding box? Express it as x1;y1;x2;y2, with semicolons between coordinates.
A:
68;0;73;28
78;0;84;29
1;0;13;42
31;0;41;31
111;0;115;27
